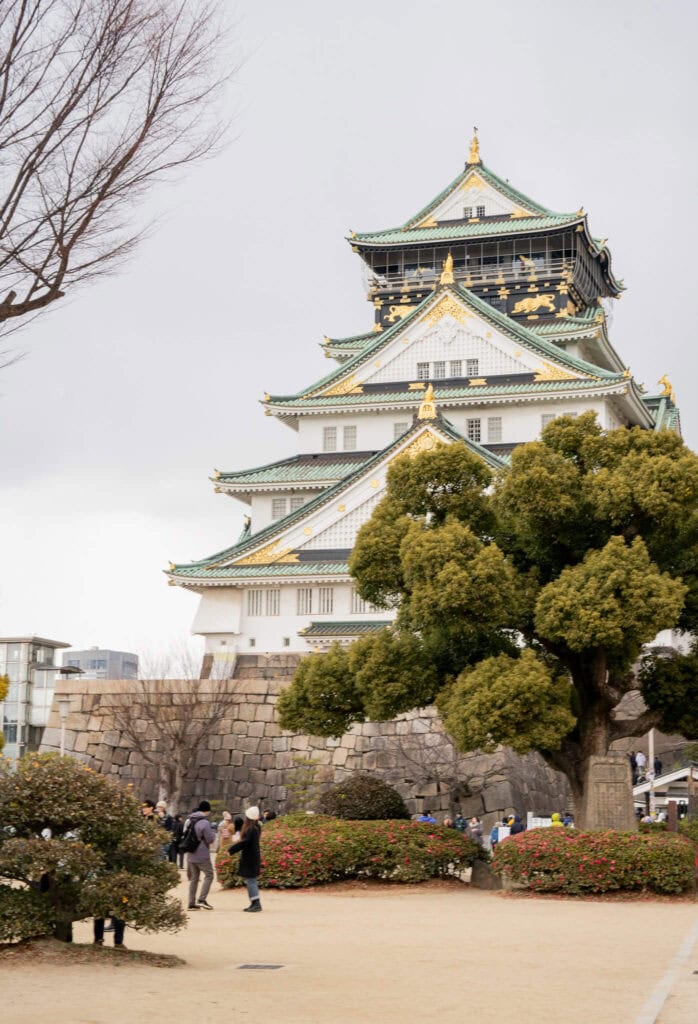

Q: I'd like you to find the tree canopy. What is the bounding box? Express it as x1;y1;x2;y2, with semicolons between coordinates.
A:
0;754;185;942
277;414;698;819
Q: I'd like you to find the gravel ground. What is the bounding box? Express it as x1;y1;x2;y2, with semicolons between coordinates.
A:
2;874;697;1024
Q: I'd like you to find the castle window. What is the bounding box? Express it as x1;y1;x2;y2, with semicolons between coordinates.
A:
476;205;485;218
271;497;287;520
487;416;502;443
322;426;337;452
249;638;256;648
463;206;473;219
283;637;290;648
318;587;334;615
266;589;281;616
393;421;409;439
466;359;479;377
541;413;556;429
466;418;482;443
449;360;462;378
289;495;305;512
351;589;378;614
417;362;430;380
247;590;264;617
297;588;313;615
433;361;446;379
343;425;357;450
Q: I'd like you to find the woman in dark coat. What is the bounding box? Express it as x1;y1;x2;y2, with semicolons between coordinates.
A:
228;806;262;912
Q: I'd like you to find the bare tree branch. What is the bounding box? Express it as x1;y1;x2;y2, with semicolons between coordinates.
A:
0;0;234;335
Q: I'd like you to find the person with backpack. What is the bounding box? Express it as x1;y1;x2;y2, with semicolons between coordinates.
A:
228;806;263;913
182;800;216;911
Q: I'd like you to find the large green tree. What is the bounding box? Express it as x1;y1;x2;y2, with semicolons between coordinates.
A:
278;414;698;824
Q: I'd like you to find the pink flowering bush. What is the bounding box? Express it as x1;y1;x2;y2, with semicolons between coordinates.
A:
216;814;480;888
493;828;695;895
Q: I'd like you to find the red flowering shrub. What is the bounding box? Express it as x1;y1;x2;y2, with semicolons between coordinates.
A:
216;815;480;888
493;828;695;895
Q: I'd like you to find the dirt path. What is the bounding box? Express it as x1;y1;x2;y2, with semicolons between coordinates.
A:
3;876;697;1024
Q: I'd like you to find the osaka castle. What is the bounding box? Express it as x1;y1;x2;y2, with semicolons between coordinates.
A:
167;132;680;675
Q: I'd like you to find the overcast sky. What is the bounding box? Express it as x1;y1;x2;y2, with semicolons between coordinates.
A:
1;0;696;666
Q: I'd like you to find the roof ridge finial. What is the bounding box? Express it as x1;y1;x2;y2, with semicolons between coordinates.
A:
440;251;454;285
418;382;437;420
467;126;481;166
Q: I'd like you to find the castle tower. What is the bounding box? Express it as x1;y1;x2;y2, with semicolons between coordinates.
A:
167;135;680;677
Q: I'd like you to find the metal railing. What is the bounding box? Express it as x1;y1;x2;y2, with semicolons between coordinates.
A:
364;257;574;294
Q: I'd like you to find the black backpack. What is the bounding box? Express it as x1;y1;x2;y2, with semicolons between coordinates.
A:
179;817;201;854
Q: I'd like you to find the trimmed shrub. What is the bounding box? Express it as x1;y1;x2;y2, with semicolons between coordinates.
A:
493;827;695;895
0;754;185;942
639;820;668;833
318;775;409;820
678;818;698;843
216;815;480;888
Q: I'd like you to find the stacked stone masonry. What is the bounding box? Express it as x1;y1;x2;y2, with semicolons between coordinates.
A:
41;656;570;831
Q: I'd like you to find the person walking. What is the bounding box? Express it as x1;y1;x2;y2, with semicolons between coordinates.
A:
186;800;216;911
171;814;185;868
94;916;126;949
228;806;263;913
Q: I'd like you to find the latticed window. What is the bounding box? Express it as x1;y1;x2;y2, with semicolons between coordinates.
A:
433;361;446;379
297;588;313;615
541;413;556;429
343;425;357;450
393;421;409;439
417;362;430;380
247;590;264;617
449;360;462;378
463;206;473;219
323;426;337;452
271;497;287;520
266;589;281;616
318;587;334;614
351;589;377;615
476;205;485;218
290;496;305;512
466;418;482;443
466;358;479;377
487;416;502;443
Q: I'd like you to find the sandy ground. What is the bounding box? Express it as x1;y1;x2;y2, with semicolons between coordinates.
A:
3;874;697;1024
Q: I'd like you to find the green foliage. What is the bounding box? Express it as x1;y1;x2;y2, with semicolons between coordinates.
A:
439;650;576;755
535;536;686;660
277;644;362;737
493;828;696;894
0;754;186;943
639;648;698;739
279;415;698;808
678;818;698;843
285;757;332;813
638;820;667;833
318;775;409;820
216;815;480;888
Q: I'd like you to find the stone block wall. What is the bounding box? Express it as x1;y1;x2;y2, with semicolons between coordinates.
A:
40;655;570;834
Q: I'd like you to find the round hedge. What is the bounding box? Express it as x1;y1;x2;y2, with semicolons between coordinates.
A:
318;774;409;820
493;827;696;895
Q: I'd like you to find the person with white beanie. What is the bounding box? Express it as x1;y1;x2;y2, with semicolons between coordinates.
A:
228;806;263;913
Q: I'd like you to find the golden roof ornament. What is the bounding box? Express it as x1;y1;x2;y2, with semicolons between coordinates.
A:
417;382;437;420
466;127;481;166
658;374;676;403
440;251;454;285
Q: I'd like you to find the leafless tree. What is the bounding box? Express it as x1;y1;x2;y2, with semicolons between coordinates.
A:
0;0;232;335
113;677;241;812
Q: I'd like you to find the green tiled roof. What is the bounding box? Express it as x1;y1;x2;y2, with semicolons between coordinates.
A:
401;161;559;230
353;214;578;247
217;452;374;488
169;418;508;579
300;621;392;637
322;331;374;348
267;376;627;412
642;395;682;434
173;562;350;580
265;284;620;411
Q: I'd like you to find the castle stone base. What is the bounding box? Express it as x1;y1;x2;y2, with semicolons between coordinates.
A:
41;655;569;832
